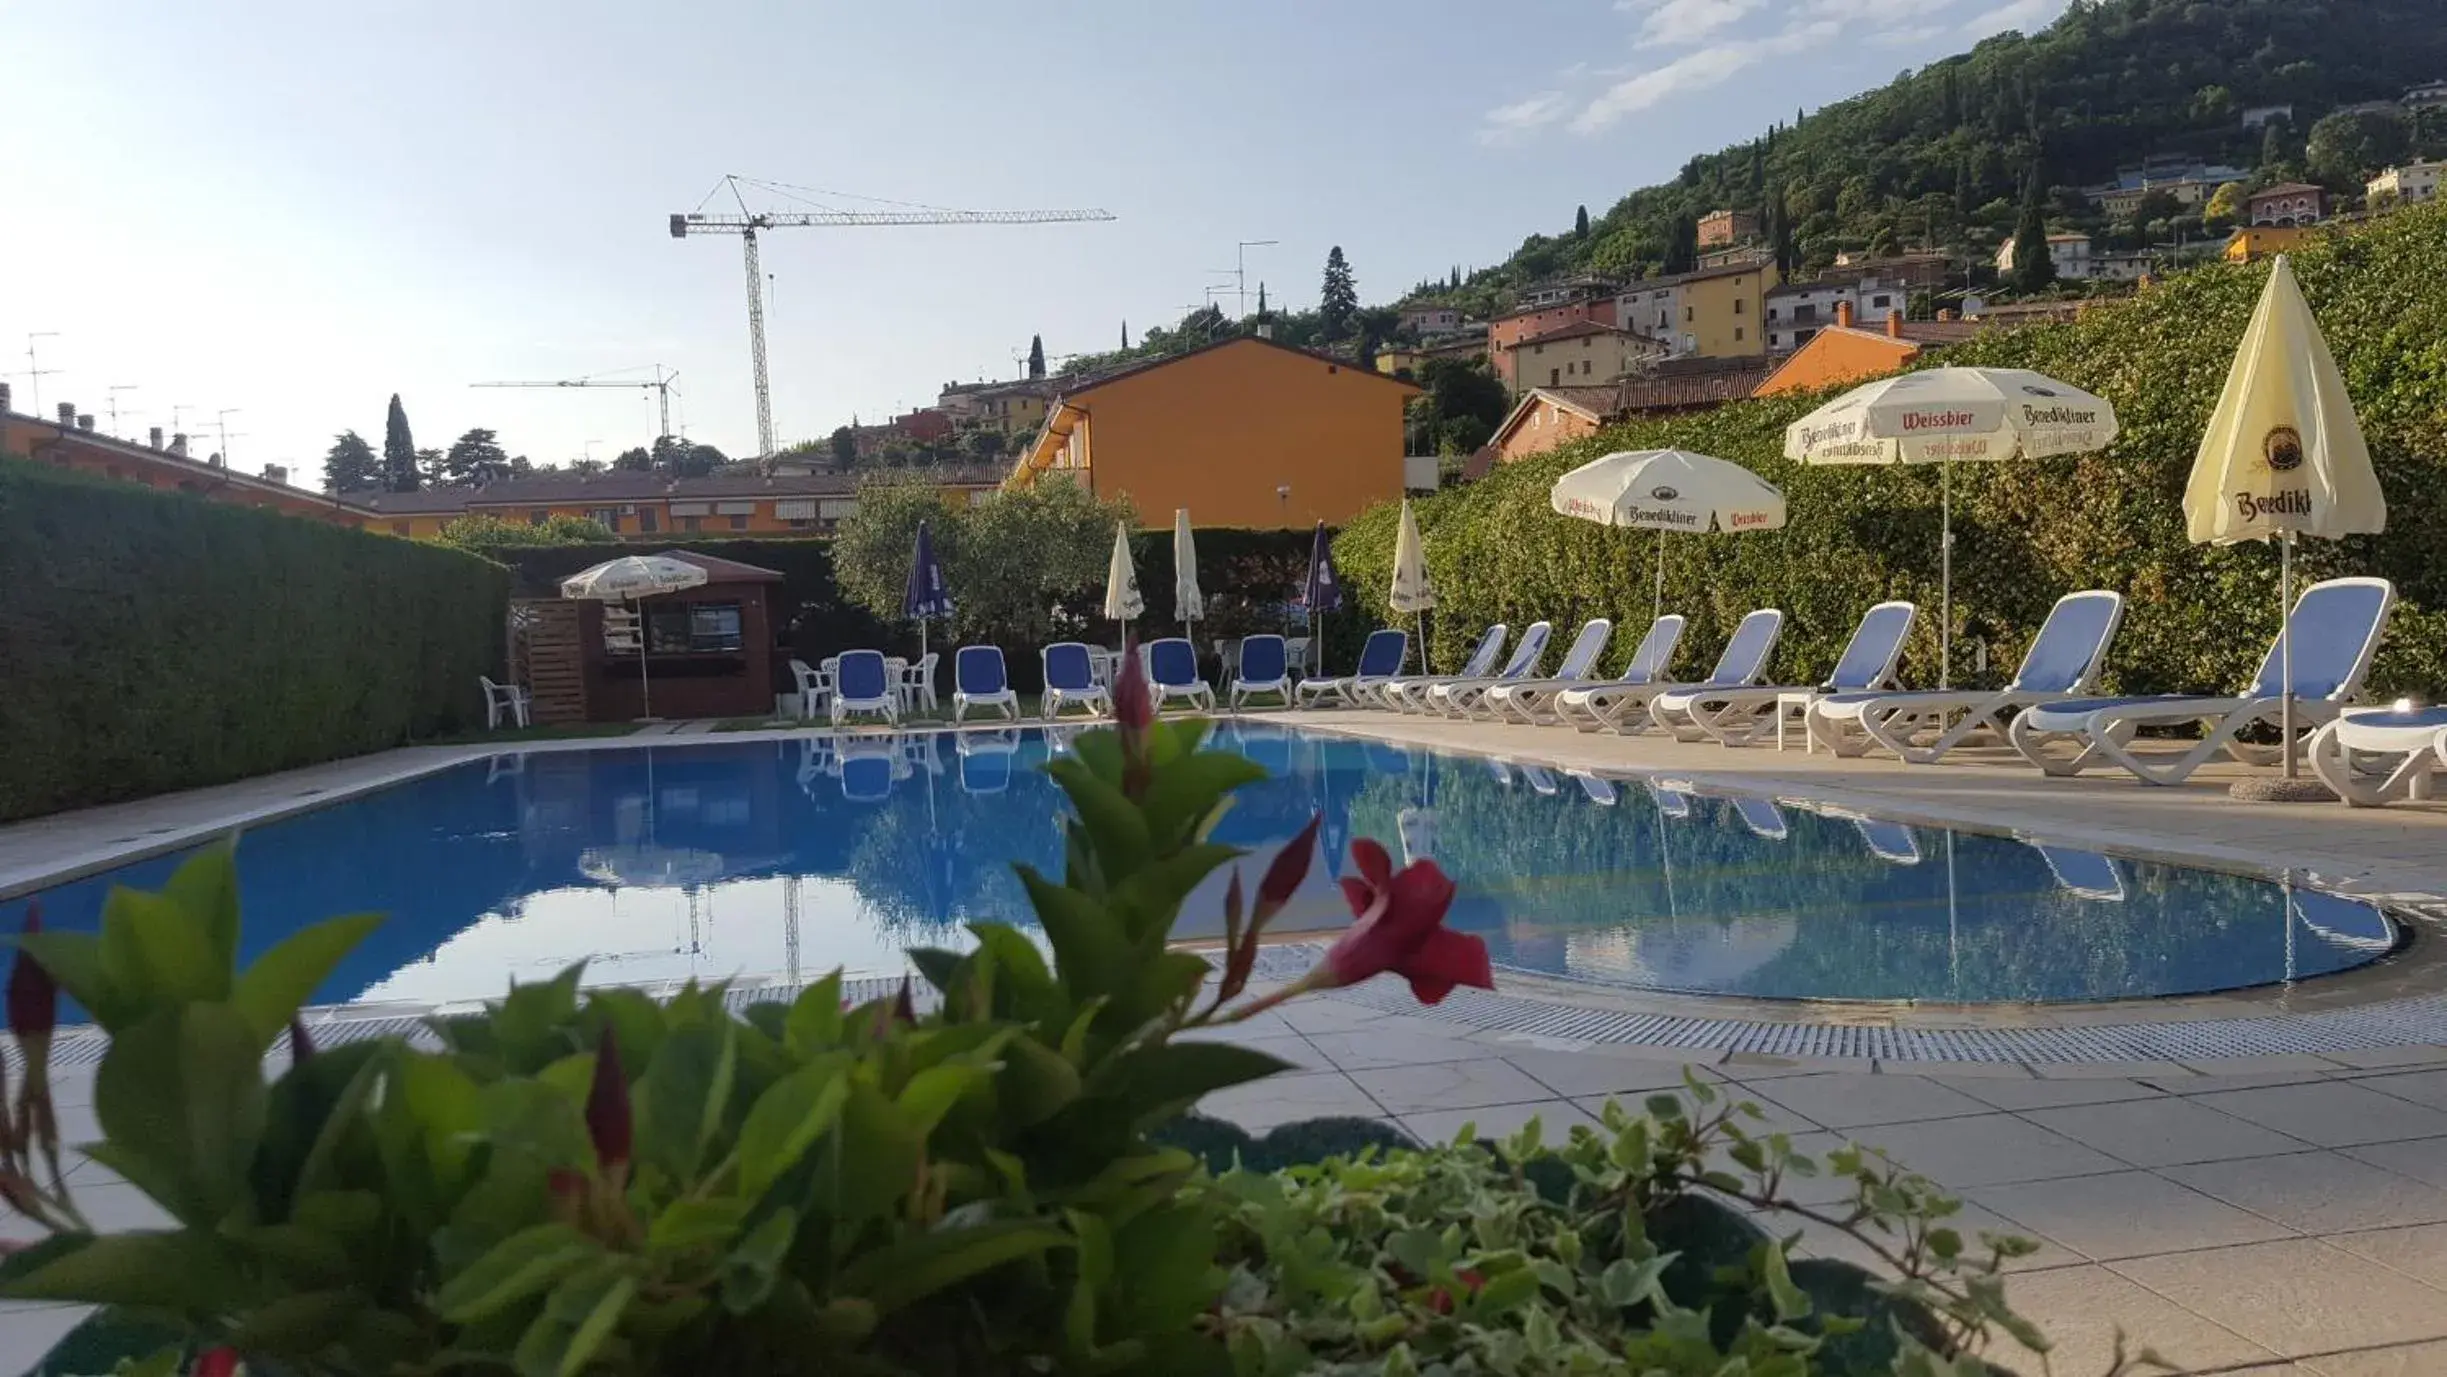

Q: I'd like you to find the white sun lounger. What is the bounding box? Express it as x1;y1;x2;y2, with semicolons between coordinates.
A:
1492;616;1684;724
1548;618;1689;731
1380;623;1508;713
1652;601;1915;746
1468;616;1605;723
1808;589;2125;764
2309;705;2447;807
1295;628;1408;708
1557;610;1784;735
2009;578;2395;786
1423;621;1553;717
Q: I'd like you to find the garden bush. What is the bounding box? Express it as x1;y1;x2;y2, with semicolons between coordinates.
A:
1337;204;2447;698
0;661;2090;1375
0;460;509;822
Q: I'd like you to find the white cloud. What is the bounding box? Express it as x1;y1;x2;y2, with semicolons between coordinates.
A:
1961;0;2063;39
1615;0;1764;47
1478;90;1571;144
1568;44;1763;133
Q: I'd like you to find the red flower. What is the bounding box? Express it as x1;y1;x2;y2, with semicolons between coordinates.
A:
1321;840;1491;1005
1111;638;1153;732
891;977;917;1026
8;904;56;1044
1253;814;1322;923
586;1025;631;1174
193;1348;241;1377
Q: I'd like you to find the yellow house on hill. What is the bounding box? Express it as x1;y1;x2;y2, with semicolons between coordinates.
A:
1008;336;1421;528
2225;225;2314;263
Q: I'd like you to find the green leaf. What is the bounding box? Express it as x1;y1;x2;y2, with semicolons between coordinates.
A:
231;913;384;1049
897;1062;992;1137
229;1288;367;1358
1063;1210;1110;1356
1047;759;1154;879
907;946;966;999
635;1020;738;1183
997;1036;1083;1128
1087;1040;1293;1126
719;1208;798;1314
1019;866;1131;1001
434;1222;600;1323
160;839;243;978
835;1220;1074;1315
646;1196;754;1253
1760;1240;1812;1322
0;1231;250;1310
1467;1266;1541;1318
93;1002;267;1225
6;932;124;1028
522;1264;637;1377
1108;845;1242;948
1139;752;1268;851
737;1062;850;1198
98;886;224;1011
584;987;669;1070
784;972;845;1058
814;1083;923;1223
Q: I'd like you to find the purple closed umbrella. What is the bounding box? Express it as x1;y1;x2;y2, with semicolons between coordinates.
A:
1301;521;1342;674
904;520;954;659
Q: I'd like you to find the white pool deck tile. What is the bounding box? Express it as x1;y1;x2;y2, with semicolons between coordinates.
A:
10;712;2447;1367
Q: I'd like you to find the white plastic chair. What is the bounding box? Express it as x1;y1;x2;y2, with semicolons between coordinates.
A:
788;658;830;721
900;651;940;714
481;676;531;730
2309;706;2447;807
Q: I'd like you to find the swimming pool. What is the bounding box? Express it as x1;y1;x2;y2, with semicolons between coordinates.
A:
8;724;2401;1016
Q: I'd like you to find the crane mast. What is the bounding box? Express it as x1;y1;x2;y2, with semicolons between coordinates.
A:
669;176;1115;460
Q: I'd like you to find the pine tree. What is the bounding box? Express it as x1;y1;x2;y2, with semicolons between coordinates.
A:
1121;321;1130;349
1574;204;1590;238
382;394;420;492
1256;281;1269;317
440;427;510;486
2010;164;2057;294
321;430;380;493
1320;246;1358;340
1027;334;1046;379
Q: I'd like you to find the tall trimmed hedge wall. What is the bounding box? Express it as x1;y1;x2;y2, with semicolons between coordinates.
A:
0;462;511;822
1337;205;2447;698
488;528;1359;694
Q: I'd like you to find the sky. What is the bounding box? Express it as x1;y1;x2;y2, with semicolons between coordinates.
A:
1;0;2069;481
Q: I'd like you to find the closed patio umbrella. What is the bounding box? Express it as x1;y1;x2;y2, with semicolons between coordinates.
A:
1172;507;1204;641
1549;449;1787;623
1786;367;2118;686
1301;520;1342;674
2183;256;2385;798
1101;518;1143;648
1389;498;1436;672
561;554;708;719
903;519;954;662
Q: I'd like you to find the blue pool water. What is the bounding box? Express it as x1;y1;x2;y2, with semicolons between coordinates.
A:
8;725;2399;1015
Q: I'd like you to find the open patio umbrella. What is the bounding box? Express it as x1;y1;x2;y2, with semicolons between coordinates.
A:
1171;507;1204;642
1785;367;2118;687
1101;518;1143;648
903;519;954;662
1301;520;1342;675
1549;449;1787;623
1389;498;1436;673
2183;255;2385;798
561;554;707;719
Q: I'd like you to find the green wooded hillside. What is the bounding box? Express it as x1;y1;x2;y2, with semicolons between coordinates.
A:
1420;0;2447;308
1336;205;2447;700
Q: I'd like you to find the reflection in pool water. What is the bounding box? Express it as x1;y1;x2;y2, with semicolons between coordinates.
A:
10;725;2397;1017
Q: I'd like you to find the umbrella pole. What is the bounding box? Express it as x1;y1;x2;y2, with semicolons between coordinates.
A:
1653;533;1666;627
2281;531;2296;778
1940;459;1953;691
636;592;654;720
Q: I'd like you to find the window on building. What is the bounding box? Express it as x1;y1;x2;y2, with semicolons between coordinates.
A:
787;518;817;530
1684;307;1694;322
729;514;751;531
1734;326;1744;342
1872;295;1891;308
1548;368;1560;386
1734;298;1745;315
679;515;700;532
646;602;745;654
589;507;619;530
637;509;659;533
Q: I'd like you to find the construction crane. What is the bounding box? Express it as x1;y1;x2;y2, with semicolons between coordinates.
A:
669;175;1115;459
471;366;681;440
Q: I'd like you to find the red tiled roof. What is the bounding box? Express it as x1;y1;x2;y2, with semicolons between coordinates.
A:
1504;319;1655;349
342;466;1003;516
1612;357;1777;412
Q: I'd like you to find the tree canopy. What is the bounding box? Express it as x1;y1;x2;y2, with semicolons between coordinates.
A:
322;430;380;493
382;395;419;493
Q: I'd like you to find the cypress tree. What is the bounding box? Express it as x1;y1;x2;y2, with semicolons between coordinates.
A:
382;394;420;492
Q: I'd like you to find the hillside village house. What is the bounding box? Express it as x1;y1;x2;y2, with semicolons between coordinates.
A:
1753;302;1985;398
1696;208;1759;249
2408;79;2447;111
1486;292;1618;354
347;468;1003;540
937;378;1052;436
1;386;367;526
1005;335;1420;528
1493;320;1669;393
2225;224;2316;262
1398;304;1467;336
1477;356;1776;469
1612;260;1780;359
1995;232;2096;280
1375;330;1488;377
2247;182;2327;226
2368;160;2445;209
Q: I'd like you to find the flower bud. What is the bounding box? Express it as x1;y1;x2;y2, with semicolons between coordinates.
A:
1253;814;1322;923
288;1017;316;1065
585;1025;631;1175
8;906;57;1046
1112;638;1154;733
193;1348;240;1377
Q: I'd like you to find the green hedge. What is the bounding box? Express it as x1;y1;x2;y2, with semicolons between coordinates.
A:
487;529;1366;692
0;461;510;822
1337;205;2447;698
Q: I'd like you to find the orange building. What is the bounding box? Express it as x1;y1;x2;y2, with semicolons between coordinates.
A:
1751;304;1986;397
1;392;369;526
1474;357;1779;473
347;468;1005;539
1006;335;1421;528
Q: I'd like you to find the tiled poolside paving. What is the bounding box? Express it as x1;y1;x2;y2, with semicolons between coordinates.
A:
4;708;2447;1373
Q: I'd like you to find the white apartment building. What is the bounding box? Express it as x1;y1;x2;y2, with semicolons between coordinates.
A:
2369;160;2446;208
